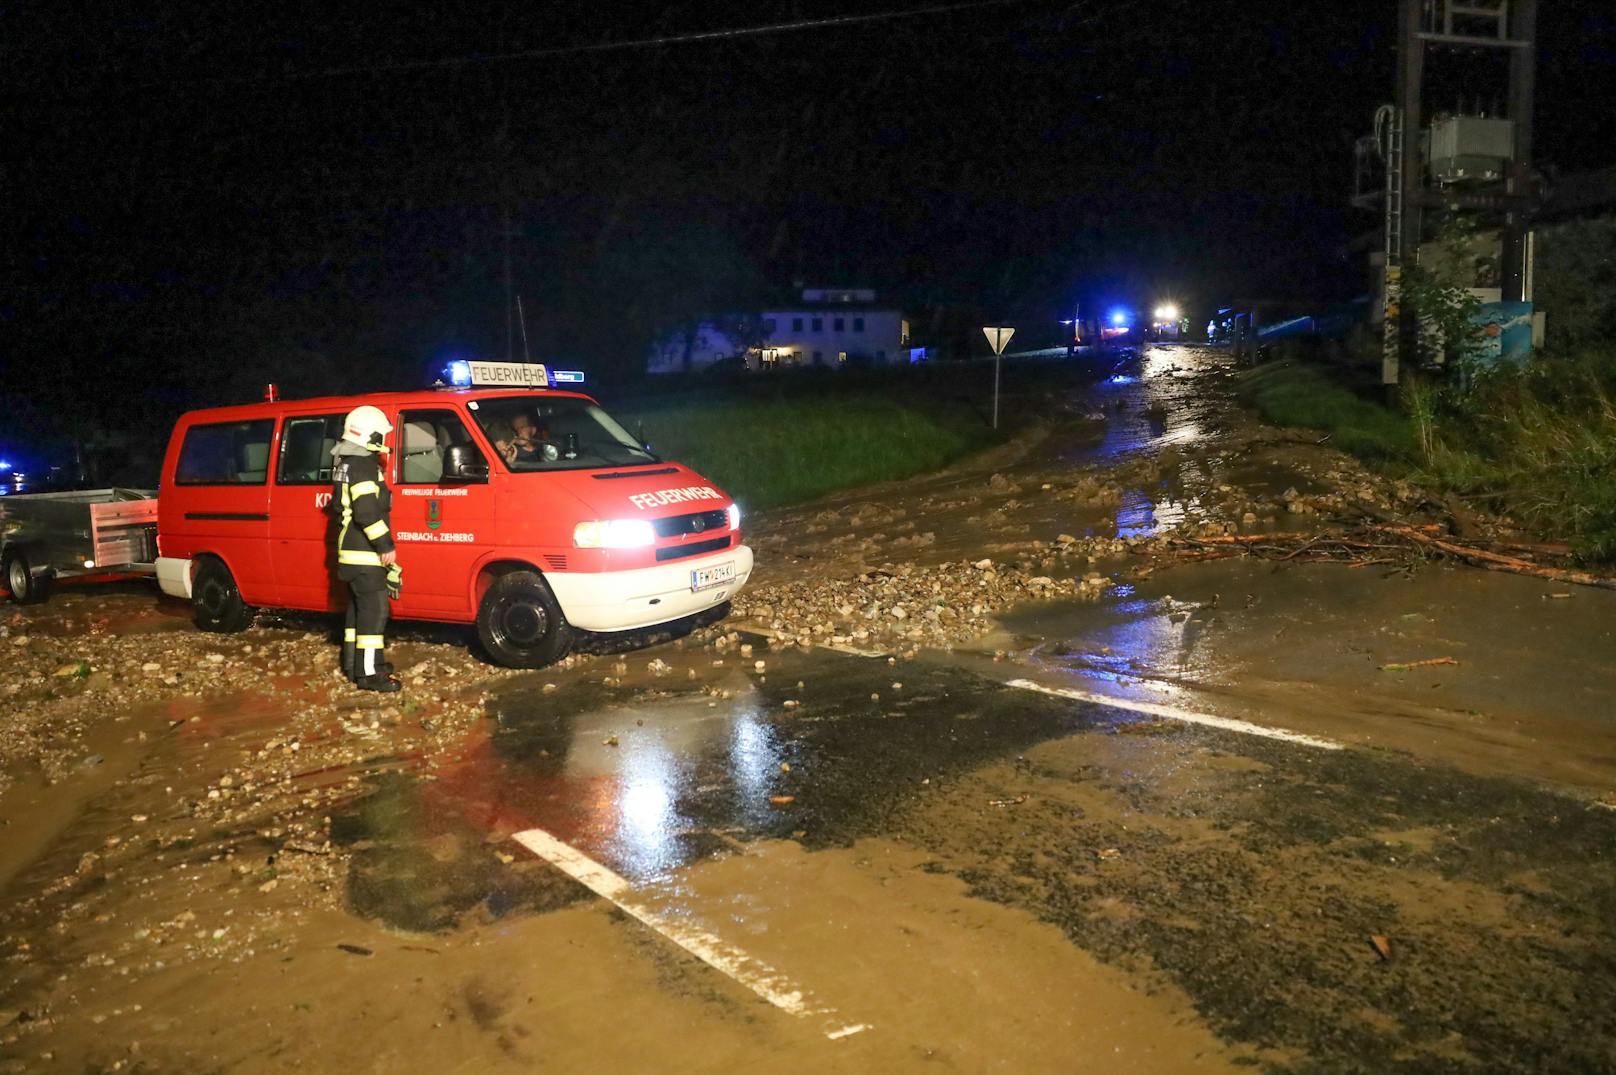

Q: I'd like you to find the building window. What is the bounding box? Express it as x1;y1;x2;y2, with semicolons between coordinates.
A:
837;351;848;364
833;317;844;332
763;319;776;334
791;317;803;332
813;350;823;364
811;317;823;332
854;317;865;333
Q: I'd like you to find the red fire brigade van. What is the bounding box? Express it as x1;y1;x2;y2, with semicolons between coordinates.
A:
154;362;752;667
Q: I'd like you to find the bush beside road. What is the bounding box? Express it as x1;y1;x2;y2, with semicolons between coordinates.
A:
1238;351;1616;562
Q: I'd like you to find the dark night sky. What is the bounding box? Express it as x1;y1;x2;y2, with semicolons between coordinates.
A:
4;1;1615;465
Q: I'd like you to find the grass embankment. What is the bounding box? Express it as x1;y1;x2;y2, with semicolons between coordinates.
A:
1238;354;1616;562
615;393;982;510
1239;361;1417;461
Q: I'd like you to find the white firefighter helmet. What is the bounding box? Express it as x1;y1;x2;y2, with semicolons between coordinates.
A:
342;405;394;451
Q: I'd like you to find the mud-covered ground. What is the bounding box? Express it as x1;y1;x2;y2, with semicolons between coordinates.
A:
4;346;1616;1073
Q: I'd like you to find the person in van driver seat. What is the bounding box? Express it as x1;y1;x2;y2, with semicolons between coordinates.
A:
491;411;559;467
331;405;402;692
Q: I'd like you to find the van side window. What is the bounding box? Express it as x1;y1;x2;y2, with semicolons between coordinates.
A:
276;415;345;484
397;410;479;485
175;419;276;485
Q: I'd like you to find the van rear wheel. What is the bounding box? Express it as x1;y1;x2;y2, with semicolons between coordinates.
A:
476;570;573;668
193;558;254;633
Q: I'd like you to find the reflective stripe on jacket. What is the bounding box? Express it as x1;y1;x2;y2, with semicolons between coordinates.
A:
334;453;395;568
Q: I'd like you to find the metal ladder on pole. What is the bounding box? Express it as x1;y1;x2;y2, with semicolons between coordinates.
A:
1381;106;1405;385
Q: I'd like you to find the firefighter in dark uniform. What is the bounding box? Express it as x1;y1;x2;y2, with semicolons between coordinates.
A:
331;405;402;692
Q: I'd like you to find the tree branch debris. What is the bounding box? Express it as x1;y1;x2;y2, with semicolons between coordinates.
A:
1153;524;1616;592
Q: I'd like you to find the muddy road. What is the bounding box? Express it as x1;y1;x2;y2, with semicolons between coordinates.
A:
4;346;1616;1074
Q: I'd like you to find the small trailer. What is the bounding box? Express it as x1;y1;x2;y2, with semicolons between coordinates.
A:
0;488;159;604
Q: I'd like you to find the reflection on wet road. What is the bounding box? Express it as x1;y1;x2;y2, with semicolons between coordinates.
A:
341;645;1103;906
1067;346;1220;467
1062;346;1225;540
332;628;1616;1073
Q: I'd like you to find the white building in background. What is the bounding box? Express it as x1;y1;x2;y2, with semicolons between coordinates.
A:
646;287;911;374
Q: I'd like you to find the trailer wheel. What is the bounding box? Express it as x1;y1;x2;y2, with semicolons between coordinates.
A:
475;570;573;668
3;550;50;605
193;557;254;633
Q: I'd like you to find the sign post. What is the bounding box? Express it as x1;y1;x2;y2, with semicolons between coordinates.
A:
982;326;1015;429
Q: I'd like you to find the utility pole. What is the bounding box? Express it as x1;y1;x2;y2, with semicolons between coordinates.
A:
1380;0;1538;390
1501;0;1538;302
1384;0;1425;391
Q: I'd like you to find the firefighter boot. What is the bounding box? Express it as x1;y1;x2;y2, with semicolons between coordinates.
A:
353;637;401;691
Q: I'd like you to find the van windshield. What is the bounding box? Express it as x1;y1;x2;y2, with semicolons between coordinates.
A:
469;395;659;471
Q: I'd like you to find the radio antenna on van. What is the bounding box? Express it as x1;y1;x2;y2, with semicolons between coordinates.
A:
516;294;532;364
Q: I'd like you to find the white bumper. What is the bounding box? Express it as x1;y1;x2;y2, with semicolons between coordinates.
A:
546;545;753;633
156;556;193;599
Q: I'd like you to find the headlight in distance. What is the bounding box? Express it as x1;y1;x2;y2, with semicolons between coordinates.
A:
726;503;741;530
573;519;657;549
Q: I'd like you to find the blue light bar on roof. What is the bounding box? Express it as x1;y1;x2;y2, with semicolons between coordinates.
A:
437;361;584;389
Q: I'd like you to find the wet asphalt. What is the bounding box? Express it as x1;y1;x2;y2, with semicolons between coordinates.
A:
323;347;1616;1072
11;345;1610;1071
335;636;1616;1074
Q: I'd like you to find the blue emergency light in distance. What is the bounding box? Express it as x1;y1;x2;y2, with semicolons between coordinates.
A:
445;360;473;387
1109;309;1129;327
0;460;10;472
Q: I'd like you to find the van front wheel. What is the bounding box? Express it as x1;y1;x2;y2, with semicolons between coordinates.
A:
193;558;254;633
476;571;573;668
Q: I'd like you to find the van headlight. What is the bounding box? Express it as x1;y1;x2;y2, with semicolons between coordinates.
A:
573;519;656;549
726;503;741;530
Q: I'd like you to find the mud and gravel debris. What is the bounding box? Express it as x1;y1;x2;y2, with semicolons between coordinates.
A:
732;554;1124;651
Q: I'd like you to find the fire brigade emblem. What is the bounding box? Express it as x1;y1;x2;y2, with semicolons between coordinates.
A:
428;499;442;531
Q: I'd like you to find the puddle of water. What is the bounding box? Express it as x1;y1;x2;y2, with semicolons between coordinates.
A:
1115;487;1191;537
1064;345;1227;466
6;581;191;637
328;646;1121;931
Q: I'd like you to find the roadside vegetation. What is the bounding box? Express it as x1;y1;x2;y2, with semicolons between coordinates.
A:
1241;213;1616;562
1239;351;1616;562
606;356;1115;509
617;393;982;510
1238;360;1417;461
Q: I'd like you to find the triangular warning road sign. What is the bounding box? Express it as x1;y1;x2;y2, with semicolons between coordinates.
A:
982;326;1015;355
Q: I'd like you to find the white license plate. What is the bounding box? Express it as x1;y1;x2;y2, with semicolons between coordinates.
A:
691;561;736;592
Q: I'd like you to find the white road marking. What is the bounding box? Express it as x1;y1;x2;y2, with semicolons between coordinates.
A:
1002;678;1344;751
510;827;868;1041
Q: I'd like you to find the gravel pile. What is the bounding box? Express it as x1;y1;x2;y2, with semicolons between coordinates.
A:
734;551;1118;651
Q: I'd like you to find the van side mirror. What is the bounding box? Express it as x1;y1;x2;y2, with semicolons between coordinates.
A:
443;444;489;482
